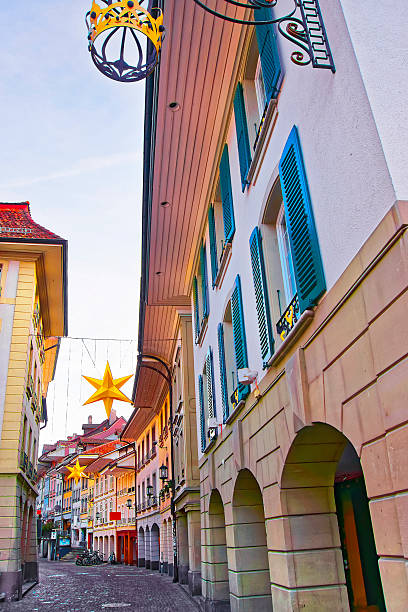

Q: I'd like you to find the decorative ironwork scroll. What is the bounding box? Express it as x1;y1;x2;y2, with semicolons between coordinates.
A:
276;293;300;340
192;0;335;72
86;0;165;83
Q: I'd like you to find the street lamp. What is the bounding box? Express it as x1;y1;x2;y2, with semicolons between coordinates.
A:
146;485;153;498
159;464;168;483
126;499;132;509
95;512;101;522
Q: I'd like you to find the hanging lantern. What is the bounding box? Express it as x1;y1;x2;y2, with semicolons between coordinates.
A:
192;0;335;72
86;1;165;83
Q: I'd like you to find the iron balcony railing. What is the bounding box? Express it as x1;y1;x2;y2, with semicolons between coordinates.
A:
276;293;300;342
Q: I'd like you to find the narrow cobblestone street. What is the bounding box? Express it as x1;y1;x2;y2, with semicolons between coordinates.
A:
1;560;199;612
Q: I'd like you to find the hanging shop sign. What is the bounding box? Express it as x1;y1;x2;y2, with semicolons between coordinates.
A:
86;0;165;82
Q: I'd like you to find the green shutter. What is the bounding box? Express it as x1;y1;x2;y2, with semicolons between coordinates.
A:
219;145;236;243
217;323;229;423
279;126;326;312
249;227;274;363
200;244;209;319
205;348;216;420
233;83;252;191
208;205;218;286
255;7;281;102
231;275;250;402
192;276;200;342
198;375;206;452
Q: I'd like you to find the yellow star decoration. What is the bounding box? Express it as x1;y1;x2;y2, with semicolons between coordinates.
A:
67;459;89;485
83;361;133;418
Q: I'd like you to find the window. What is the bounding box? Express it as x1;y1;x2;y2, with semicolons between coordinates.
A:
249;125;326;355
218;275;250;421
236;8;281;165
198;347;217;452
208;145;236;286
276;205;297;304
192;242;209;342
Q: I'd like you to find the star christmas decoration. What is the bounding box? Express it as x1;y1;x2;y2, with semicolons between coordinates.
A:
67;459;89;485
83;361;133;417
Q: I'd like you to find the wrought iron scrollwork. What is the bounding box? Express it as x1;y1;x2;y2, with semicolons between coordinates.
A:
192;0;335;72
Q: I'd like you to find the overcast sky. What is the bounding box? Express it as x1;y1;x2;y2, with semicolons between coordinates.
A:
0;1;145;444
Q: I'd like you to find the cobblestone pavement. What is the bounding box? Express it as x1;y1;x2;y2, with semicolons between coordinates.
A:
1;560;199;612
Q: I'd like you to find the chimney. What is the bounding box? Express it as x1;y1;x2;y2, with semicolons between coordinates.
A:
109;409;117;425
88;415;92;424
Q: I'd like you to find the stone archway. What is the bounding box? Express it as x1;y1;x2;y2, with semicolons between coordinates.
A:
138;527;145;567
230;470;271;611
151;524;160;570
202;489;230;610
274;423;385;611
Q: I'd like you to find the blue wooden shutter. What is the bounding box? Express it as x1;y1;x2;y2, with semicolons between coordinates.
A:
219;145;236;243
255;7;281;102
233;83;252;191
208;205;218;286
192;276;200;341
200;244;209;319
249;227;274;363
205;348;216;420
217;323;229;423
231;275;250;402
279;126;326;312
198;375;206;452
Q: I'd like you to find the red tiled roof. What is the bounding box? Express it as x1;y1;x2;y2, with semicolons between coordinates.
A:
83;439;124;456
0;202;62;240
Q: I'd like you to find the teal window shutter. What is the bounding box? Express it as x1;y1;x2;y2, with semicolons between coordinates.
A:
255;7;281;102
198;375;206;452
231;275;250;402
249;227;275;363
192;276;200;341
279;126;326;312
205;348;216;420
208;205;218;286
233;83;252;191
200;244;209;319
219;145;236;243
217;323;229;423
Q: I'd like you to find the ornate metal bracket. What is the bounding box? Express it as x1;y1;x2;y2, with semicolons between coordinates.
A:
192;0;335;72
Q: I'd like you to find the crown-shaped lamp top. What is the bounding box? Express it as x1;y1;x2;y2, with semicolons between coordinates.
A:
88;1;164;53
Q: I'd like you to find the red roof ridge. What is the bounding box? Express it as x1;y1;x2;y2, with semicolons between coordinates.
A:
0;201;63;241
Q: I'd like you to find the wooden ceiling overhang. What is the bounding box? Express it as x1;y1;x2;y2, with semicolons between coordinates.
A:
124;0;246;442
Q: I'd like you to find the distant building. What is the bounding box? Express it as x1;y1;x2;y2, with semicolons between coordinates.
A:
0;202;67;600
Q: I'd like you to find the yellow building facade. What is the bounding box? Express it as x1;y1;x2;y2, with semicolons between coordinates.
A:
0;202;67;600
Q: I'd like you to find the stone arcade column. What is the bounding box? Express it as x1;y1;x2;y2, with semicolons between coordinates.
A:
177;512;189;584
187;507;202;595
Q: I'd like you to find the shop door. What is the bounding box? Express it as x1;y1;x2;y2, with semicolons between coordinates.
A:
335;477;385;611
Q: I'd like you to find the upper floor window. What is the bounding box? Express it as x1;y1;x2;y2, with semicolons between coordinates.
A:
198;347;217;452
234;8;281;185
192;242;209;342
218;275;250;422
208;145;236;286
249;125;326;362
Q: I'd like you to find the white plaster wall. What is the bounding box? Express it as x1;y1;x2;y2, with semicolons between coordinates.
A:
0;261;19;439
339;0;408;200
193;0;400;458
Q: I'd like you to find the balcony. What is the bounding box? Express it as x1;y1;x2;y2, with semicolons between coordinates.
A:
25;375;33;400
276;293;300;342
20;451;28;472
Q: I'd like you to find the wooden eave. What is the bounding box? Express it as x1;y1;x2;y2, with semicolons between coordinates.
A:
128;0;247;432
